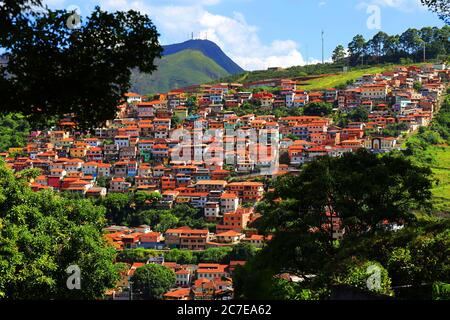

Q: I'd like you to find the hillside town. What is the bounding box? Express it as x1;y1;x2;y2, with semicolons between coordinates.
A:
1;63;448;300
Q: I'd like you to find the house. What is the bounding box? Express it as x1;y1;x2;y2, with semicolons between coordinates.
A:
97;163;111;177
163;288;191;300
82;161;98;176
226;182;264;202
196;264;229;281
109;177;131;193
204;202;221;221
138;232;165;249
360;84;388;100
125;92;142;104
114;136;130;148
175;269;193;287
214;230;245;244
121;232;142;249
220;192;239;214
242;234;272;248
195;180;227;192
216;208;253;233
164;226;211;250
86;187;107;197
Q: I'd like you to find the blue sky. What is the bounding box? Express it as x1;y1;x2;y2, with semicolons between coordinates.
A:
44;0;445;70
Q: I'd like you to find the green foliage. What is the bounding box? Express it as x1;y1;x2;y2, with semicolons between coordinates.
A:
332;45;347;63
258;149;433;237
413;81;423;92
229;242;258;261
380;122;410;137
348;106;369;123
403;93;450;213
117;248;162;264
0;113;31;151
347;26;450;65
164;249;197;264
332;259;393;296
303;102;333;117
220;61;366;84
1;1;162;129
432;282;450;300
234;149;444;300
117;244;258;266
198;247;233;264
96;176;112;188
421;1;450;24
97;193;209;230
131;264;176;300
0;160;118;299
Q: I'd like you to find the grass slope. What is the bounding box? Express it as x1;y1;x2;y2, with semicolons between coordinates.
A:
299;66;395;91
131;50;230;94
429;145;450;213
220;62;428;90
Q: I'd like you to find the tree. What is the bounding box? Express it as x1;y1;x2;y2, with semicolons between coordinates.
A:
0;1;162;129
0;113;31;151
348;106;369;123
96;175;112;188
332;45;346;63
229;242;258;261
117;248;161;264
199;247;232;263
133;191;162;209
258;150;433;240
364;32;391;63
100;192;133;225
348;35;366;65
303;102;333;116
164;249;197;264
154;213;179;232
131;264;176;300
171;115;181;128
332;259;393;296
421;0;450;23
0;160;118;299
400;28;423;57
279;151;291;165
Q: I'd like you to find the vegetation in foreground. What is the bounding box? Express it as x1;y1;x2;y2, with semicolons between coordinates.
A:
404;90;450;214
0;163;119;299
233;150;449;300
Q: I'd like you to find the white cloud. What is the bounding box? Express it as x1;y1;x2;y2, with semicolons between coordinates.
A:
358;0;425;12
98;0;306;71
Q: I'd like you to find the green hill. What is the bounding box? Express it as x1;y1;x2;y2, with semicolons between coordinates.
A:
130;50;230;94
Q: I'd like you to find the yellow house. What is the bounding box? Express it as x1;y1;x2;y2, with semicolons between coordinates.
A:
70;147;87;158
49;131;69;144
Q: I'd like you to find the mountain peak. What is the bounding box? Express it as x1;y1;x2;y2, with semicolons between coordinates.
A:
162;39;244;75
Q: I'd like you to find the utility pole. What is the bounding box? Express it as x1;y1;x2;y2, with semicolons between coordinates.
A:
321;30;325;64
